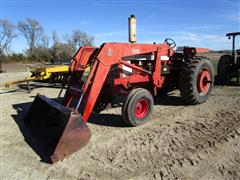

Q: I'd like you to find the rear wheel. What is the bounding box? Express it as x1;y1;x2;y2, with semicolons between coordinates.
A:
122;88;154;127
178;58;214;104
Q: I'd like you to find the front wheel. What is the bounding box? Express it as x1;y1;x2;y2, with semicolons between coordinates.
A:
122;88;154;127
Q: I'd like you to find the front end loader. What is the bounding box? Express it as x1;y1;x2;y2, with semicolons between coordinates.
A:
23;16;213;163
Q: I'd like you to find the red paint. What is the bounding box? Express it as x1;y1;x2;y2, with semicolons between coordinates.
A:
197;68;211;95
135;99;149;118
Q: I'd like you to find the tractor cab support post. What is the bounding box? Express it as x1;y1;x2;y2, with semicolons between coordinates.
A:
226;32;240;64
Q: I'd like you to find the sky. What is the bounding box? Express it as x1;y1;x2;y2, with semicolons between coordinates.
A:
1;0;240;53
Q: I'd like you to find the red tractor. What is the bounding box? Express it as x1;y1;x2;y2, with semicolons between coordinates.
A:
23;17;214;163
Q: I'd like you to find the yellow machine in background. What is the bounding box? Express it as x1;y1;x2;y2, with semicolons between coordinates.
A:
5;63;70;89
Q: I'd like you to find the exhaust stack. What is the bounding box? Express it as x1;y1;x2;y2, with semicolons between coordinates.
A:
128;15;136;43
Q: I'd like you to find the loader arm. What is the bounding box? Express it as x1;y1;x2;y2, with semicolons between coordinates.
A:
70;46;99;72
63;46;99;107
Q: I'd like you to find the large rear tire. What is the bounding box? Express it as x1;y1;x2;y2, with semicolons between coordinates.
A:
178;58;214;104
122;88;154;127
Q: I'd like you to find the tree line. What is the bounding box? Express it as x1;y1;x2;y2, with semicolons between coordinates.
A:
0;18;94;63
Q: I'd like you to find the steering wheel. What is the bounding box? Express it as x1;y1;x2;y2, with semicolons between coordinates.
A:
164;38;176;49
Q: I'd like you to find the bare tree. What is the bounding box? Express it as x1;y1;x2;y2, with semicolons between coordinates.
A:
51;30;93;61
64;33;76;51
51;31;76;60
54;43;75;60
52;30;59;46
41;33;49;48
51;30;59;59
17;18;43;55
72;29;94;48
0;19;17;55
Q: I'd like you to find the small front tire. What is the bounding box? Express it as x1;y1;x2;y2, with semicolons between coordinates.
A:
122;88;154;127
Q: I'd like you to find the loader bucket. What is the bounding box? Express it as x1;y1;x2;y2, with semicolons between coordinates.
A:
24;94;91;163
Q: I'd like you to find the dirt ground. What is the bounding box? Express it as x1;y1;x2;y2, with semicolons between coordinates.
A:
0;64;240;180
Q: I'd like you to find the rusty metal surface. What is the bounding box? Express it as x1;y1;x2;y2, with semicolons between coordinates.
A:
24;94;91;163
51;111;91;163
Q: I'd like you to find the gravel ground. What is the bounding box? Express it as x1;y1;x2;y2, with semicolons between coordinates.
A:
0;65;240;180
